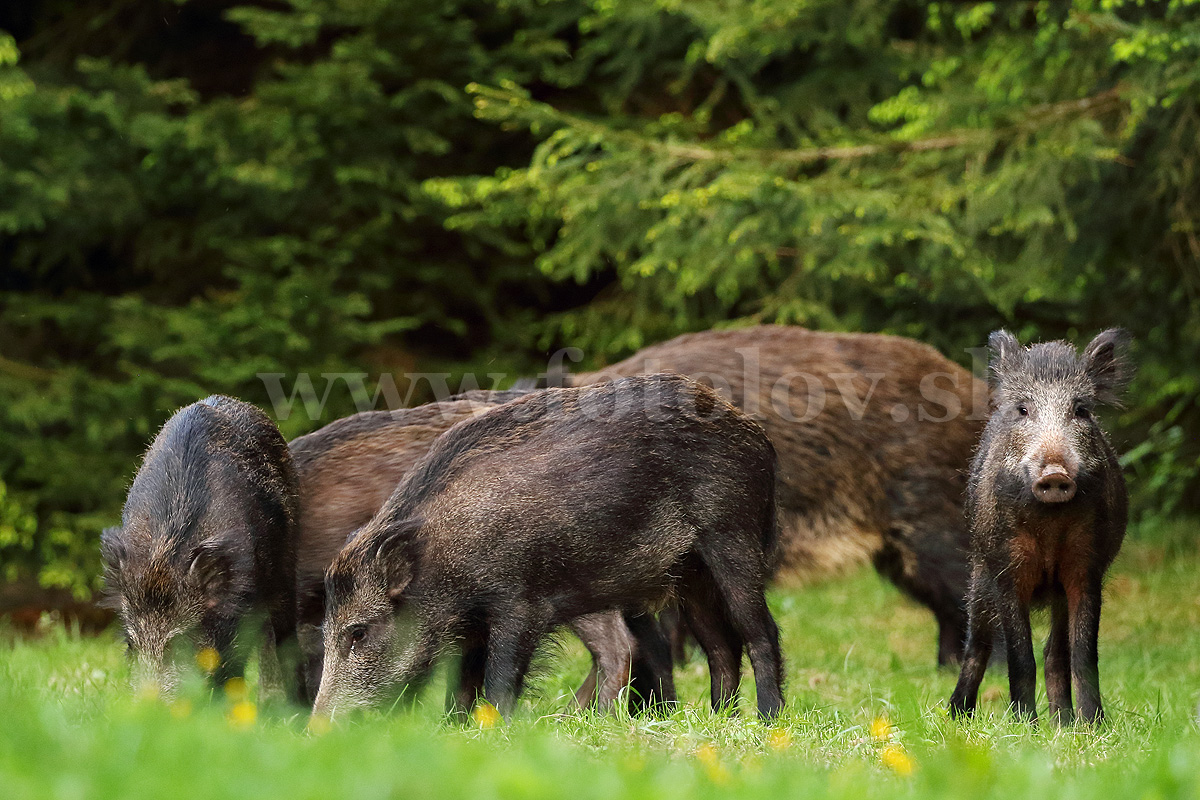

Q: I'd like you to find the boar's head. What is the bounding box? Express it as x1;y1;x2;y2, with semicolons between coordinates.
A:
312;517;426;720
101;523;249;697
985;328;1132;506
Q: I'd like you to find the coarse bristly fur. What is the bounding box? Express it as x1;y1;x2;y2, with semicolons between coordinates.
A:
288;388;675;712
103;395;301;700
312;374;784;723
949;329;1132;725
569;325;987;667
288;390;523;698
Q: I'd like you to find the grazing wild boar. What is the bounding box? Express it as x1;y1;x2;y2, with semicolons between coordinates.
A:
101;396;300;700
289;390;674;712
568;325;987;665
949;329;1131;724
312;374;784;721
289;391;526;641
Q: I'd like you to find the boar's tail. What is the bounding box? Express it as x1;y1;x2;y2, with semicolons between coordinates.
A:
760;468;781;572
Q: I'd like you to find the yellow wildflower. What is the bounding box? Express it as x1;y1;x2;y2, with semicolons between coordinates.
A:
766;728;792;751
473;702;503;729
869;715;893;741
169;699;193;719
195;647;220;675
227;701;257;729
881;745;915;776
695;743;730;784
223;677;248;702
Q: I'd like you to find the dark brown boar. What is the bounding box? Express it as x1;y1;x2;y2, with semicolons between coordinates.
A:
289;393;524;627
312;374;784;721
101;395;300;700
570;325;986;665
949;329;1131;724
289;389;674;711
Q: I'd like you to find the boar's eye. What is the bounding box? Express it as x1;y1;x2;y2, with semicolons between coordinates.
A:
1074;403;1092;420
347;624;369;650
1016;403;1029;417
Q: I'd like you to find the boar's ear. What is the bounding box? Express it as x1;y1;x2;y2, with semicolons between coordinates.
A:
987;330;1023;389
100;525;127;569
188;542;232;607
1083;328;1133;406
372;518;422;602
98;526;127;608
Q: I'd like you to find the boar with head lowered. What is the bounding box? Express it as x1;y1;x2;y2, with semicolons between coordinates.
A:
289;389;674;712
949;329;1131;724
102;395;301;700
312;374;784;721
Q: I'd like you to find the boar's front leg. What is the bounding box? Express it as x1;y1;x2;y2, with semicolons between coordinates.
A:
256;622;284;703
482;605;545;718
1044;587;1073;726
1068;571;1105;724
206;616;245;688
447;636;487;721
994;573;1037;723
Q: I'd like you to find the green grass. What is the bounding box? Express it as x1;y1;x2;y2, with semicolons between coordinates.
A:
3;518;1199;800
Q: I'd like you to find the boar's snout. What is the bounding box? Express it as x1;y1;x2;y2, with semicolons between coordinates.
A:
1032;464;1076;504
310;688;334;722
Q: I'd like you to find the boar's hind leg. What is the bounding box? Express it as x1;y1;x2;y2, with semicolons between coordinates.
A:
689;529;784;719
482;607;546;718
722;591;784;720
573;668;599;710
679;576;743;715
1044;587;1073;726
936;610;969;669
625;612;677;714
568;612;633;714
657;604;691;664
699;561;784;720
874;536;970;667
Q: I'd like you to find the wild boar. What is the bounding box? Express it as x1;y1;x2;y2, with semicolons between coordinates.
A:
312;375;784;720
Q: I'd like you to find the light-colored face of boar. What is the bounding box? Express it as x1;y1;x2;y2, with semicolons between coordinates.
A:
101;526;235;697
986;328;1131;505
311;522;421;721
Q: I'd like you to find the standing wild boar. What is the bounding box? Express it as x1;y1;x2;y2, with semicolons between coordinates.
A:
568;325;986;665
289;390;674;711
312;374;784;721
949;329;1131;724
101;395;300;699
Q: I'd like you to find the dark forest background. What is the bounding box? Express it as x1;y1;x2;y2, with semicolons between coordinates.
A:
0;0;1197;596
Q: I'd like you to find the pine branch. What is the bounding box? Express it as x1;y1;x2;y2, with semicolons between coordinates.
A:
471;85;1126;166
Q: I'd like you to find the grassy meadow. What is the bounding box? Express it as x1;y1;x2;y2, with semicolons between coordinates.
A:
2;517;1198;800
